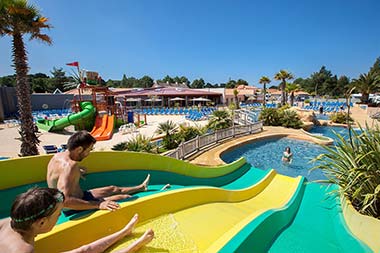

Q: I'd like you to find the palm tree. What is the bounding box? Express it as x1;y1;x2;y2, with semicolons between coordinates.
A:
155;120;177;136
1;0;52;156
285;82;300;107
274;70;294;106
352;72;380;104
207;110;232;130
155;120;178;150
233;89;239;109
259;76;271;108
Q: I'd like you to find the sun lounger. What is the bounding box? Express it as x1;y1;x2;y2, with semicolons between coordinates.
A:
43;145;58;154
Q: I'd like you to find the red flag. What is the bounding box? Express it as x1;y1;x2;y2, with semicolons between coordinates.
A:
66;61;79;67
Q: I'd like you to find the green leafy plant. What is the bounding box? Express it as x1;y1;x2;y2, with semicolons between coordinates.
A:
207;110;232;130
330;112;353;124
281;110;303;128
311;125;380;218
258;108;281;126
178;124;205;142
112;135;156;153
111;142;128;151
155;120;179;150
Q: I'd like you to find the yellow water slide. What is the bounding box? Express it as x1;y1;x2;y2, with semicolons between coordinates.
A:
36;170;302;253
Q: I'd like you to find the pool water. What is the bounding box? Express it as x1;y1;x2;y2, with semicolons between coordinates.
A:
315;114;330;120
221;137;326;181
309;125;350;139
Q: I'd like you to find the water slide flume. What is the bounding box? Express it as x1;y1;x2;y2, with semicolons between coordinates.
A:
36;101;95;132
35;169;303;252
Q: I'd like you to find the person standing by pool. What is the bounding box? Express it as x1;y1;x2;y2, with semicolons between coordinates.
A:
282;146;293;163
47;130;151;214
319;105;324;114
0;187;154;253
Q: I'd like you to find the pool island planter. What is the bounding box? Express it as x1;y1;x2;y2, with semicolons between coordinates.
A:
341;196;380;253
300;129;334;145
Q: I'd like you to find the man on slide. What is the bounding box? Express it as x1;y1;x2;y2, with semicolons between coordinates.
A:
47;130;150;214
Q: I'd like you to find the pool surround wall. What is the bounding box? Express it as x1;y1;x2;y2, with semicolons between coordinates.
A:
341;196;380;253
0;151;246;190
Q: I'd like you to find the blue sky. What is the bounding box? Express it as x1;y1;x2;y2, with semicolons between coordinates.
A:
0;0;379;86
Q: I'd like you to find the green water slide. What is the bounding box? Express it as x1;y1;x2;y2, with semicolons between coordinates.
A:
36;101;96;132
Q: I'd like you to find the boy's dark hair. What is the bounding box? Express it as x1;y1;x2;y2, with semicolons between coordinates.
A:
67;130;96;151
10;187;65;231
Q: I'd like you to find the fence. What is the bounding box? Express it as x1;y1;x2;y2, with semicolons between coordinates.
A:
166;121;263;160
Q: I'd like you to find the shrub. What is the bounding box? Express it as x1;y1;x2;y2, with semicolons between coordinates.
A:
112;142;128;151
162;134;181;150
312;125;380;219
178;124;205;142
281;110;303;129
278;104;291;111
330;112;353;124
258;108;281;126
207;110;232;130
112;135;156;153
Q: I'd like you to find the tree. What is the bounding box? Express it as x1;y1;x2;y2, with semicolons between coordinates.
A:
162;75;174;84
369;57;380;76
352;72;380;103
50;67;68;91
155;120;178;149
205;82;214;88
172;76;190;86
179;76;190;86
309;66;340;97
236;79;248;86
121;74;129;87
285;82;300;106
259;76;271;107
191;78;205;88
0;75;16;87
139;75;153;88
207;110;232;130
336;76;350;97
106;79;115;87
225;79;236;88
274;70;294;106
233;89;239;109
31;75;50;93
1;0;52;156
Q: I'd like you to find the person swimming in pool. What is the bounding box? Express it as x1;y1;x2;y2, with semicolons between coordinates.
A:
282;146;293;163
0;187;154;253
47;130;151;215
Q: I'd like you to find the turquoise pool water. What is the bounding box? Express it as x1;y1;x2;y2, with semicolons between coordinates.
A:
309;125;350;139
221;137;326;181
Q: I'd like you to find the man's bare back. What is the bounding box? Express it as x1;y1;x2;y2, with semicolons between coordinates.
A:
47;151;84;198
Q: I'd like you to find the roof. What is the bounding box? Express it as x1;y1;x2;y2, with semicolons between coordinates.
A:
114;87;221;97
64;86;115;95
152;81;189;88
225;86;258;96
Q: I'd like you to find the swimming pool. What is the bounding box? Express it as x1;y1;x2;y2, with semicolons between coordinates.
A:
315;113;330;120
221;137;326;181
308;125;350;139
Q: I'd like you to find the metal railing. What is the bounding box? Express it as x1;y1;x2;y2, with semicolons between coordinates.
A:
166;121;263;160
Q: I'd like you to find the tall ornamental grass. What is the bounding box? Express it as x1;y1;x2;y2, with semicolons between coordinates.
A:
312;124;380;219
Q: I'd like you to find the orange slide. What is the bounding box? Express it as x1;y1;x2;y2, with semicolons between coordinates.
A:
90;114;115;141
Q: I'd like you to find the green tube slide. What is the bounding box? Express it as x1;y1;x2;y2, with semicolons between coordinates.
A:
36;101;96;132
